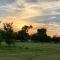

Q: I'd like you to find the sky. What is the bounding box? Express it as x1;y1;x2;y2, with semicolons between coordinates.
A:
0;0;60;36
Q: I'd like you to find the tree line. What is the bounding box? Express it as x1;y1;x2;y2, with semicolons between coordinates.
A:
0;22;60;46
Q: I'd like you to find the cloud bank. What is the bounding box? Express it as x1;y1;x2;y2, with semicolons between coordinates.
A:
0;0;60;36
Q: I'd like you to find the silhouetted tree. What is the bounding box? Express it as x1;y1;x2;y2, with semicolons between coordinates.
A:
0;21;4;45
52;36;60;43
17;25;33;42
0;29;4;45
31;33;38;42
37;28;47;42
31;28;51;42
3;23;15;46
22;25;33;32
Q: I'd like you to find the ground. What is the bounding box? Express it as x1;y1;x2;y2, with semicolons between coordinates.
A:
0;42;60;60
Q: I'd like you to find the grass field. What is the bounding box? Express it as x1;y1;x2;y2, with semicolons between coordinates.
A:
0;42;60;60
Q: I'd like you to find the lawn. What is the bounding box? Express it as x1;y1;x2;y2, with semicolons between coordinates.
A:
0;42;60;60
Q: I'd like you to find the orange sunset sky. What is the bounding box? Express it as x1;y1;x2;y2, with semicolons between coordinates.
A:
0;0;60;37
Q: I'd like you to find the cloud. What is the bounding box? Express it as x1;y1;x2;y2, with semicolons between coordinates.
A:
0;1;60;36
0;0;60;18
0;0;15;6
29;14;60;24
0;0;60;34
16;0;60;4
25;0;39;3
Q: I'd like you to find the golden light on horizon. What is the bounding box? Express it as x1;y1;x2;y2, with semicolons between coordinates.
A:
0;19;60;37
0;16;60;37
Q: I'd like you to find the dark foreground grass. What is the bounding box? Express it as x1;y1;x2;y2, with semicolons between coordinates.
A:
0;42;60;60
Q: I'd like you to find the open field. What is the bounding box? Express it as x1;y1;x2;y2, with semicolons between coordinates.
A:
0;42;60;60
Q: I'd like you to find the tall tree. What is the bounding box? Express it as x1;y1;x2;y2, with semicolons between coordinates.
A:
52;36;60;43
0;21;4;45
3;23;15;46
31;28;51;42
0;29;4;45
17;25;33;42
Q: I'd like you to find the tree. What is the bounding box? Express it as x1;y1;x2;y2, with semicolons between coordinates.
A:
0;21;5;45
0;29;4;45
52;36;60;43
3;23;15;46
37;28;46;42
31;28;51;42
31;33;38;42
22;25;33;32
17;25;33;42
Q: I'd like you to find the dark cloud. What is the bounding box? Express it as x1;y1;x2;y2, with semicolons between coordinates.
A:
55;9;60;13
0;0;15;6
25;0;39;3
25;0;58;3
0;9;9;17
29;14;60;24
39;0;59;2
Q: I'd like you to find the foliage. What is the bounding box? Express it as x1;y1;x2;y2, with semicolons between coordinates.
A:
17;25;32;42
52;36;60;43
0;29;4;44
31;28;52;42
3;23;15;46
0;22;60;45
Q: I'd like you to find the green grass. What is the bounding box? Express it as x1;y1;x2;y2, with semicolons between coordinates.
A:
0;42;60;60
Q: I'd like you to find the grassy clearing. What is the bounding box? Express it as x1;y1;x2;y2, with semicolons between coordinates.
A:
0;42;60;60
